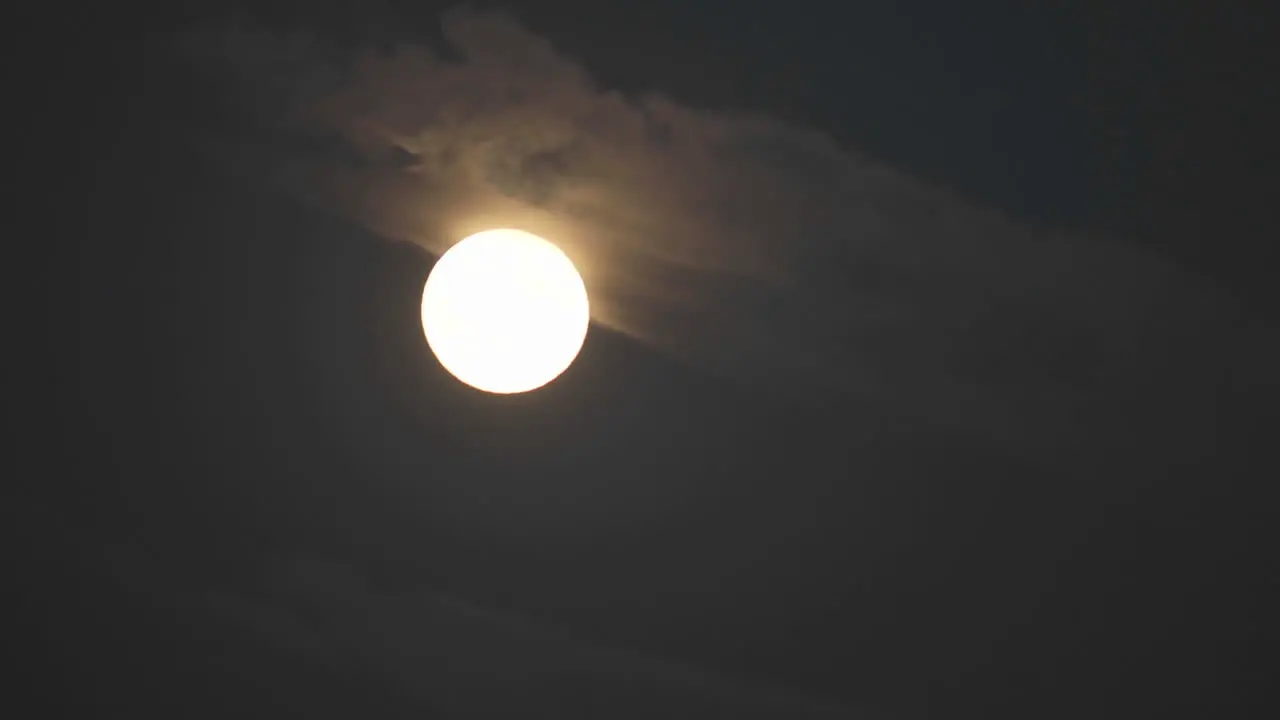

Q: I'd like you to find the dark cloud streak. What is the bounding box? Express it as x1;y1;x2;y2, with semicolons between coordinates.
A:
95;540;862;717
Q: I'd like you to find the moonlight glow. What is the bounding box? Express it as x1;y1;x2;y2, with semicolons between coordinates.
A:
421;229;590;394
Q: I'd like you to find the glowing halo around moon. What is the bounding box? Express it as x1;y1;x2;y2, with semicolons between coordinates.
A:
421;229;590;394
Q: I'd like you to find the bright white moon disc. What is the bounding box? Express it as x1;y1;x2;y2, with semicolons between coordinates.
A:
421;229;590;394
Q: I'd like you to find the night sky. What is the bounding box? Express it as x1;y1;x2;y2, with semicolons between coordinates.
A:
40;1;1277;717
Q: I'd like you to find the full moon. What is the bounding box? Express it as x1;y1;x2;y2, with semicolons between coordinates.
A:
421;229;590;394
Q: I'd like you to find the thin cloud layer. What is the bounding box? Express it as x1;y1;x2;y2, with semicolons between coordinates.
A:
176;8;1270;454
101;542;861;717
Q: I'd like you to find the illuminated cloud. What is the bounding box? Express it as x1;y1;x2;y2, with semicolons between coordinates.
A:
176;8;1267;456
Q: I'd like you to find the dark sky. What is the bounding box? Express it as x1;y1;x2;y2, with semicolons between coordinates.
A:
41;1;1276;717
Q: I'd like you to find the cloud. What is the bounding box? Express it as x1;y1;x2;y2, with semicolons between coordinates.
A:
174;8;1275;457
101;543;862;717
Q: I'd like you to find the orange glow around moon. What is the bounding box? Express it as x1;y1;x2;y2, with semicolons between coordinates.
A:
421;229;590;394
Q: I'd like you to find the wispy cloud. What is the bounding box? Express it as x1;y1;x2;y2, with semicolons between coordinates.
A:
104;543;864;717
174;7;1271;458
